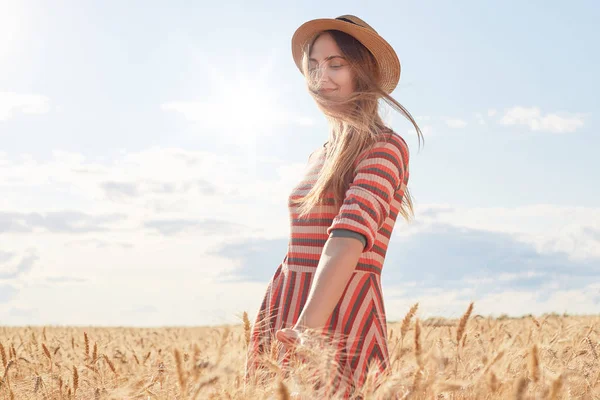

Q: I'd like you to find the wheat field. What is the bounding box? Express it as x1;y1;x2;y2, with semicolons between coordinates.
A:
0;303;599;399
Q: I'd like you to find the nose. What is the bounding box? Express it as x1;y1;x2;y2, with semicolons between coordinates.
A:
315;66;332;88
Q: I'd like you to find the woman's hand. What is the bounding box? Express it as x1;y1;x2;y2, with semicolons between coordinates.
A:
275;327;304;350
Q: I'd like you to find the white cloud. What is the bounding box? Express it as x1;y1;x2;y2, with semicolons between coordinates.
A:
0;147;304;237
462;270;546;286
499;106;585;133
0;268;269;326
407;124;432;138
414;204;600;261
0;92;50;121
487;109;497;117
1;147;598;325
474;286;600;317
0;248;38;279
385;284;600;321
0;145;306;323
445;118;468;128
475;113;486;125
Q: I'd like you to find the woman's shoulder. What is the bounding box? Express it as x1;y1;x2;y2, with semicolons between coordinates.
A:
372;127;410;160
378;126;407;145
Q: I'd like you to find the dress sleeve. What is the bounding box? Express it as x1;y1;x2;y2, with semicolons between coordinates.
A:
329;228;367;247
326;136;408;253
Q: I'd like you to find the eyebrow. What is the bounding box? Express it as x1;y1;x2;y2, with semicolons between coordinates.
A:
308;55;346;63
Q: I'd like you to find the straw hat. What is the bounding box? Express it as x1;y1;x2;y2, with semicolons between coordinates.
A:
291;15;401;94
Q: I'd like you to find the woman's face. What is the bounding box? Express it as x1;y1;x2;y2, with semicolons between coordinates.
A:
308;32;355;99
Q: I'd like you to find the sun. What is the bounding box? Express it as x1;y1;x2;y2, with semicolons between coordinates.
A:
161;49;313;146
213;71;282;131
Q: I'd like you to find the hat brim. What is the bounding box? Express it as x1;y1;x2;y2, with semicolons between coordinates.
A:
291;18;401;94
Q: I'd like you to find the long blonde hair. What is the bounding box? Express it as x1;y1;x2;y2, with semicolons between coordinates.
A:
290;29;425;222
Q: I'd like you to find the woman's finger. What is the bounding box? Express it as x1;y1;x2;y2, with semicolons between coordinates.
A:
276;329;295;344
276;328;299;348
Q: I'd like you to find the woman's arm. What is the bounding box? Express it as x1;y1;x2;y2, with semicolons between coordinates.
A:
293;236;364;331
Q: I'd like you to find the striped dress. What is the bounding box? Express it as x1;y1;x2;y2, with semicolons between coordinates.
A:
245;130;410;398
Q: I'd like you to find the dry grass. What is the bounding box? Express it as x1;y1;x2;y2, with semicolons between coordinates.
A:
0;306;599;399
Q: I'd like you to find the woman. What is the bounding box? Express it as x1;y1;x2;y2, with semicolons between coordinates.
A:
244;14;424;398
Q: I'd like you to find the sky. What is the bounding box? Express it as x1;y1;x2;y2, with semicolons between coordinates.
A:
0;0;599;327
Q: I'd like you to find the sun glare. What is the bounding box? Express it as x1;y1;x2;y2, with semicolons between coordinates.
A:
215;75;281;131
0;2;26;61
162;50;313;148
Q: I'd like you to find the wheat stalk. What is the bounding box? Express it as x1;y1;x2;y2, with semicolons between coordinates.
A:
72;366;79;395
549;372;564;400
487;371;499;392
92;342;98;363
42;343;51;361
3;359;14;378
455;302;474;377
584;336;598;361
389;302;419;370
435;380;468;392
270;339;278;361
482;348;505;375
514;376;528;400
33;375;41;393
103;354;117;376
84;332;89;361
42;343;52;372
401;302;419;348
411;317;423;393
243;311;251;348
1;360;15;390
529;343;540;382
456;302;474;345
278;379;290;400
215;326;230;366
0;343;6;369
191;375;219;399
0;315;597;398
174;348;187;393
414;317;422;363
